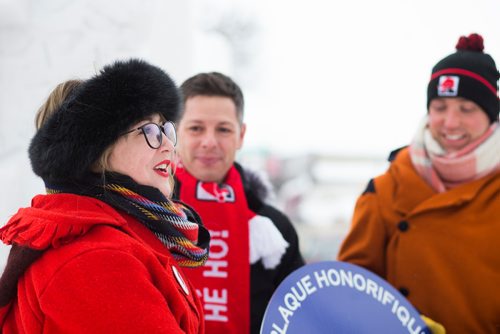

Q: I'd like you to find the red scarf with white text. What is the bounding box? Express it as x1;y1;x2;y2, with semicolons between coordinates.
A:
176;165;252;334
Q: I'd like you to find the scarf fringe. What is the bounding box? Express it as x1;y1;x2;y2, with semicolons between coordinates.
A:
249;215;289;269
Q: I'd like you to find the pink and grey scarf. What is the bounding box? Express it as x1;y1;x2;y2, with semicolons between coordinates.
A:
409;117;499;192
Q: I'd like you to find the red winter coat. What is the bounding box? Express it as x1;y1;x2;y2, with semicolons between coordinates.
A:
0;193;204;334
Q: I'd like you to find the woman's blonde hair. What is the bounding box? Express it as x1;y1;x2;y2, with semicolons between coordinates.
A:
35;79;82;130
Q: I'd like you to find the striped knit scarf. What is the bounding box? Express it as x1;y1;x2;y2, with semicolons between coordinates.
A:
409;117;500;192
48;173;210;267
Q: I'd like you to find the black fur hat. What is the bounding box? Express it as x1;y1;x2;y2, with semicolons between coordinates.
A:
29;59;181;184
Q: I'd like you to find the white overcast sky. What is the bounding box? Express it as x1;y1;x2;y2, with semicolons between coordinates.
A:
187;0;500;156
223;0;500;156
1;0;499;157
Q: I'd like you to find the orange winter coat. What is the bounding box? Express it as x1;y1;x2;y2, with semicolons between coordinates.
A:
338;147;500;333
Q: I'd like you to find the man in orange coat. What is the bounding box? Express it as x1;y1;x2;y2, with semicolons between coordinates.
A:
338;33;500;333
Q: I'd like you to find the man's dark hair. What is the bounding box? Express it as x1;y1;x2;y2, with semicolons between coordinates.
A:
180;72;244;123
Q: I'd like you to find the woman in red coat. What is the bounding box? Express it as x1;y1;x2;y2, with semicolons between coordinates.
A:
0;59;209;333
338;34;499;333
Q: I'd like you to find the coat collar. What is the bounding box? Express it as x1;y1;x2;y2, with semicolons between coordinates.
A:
390;148;499;217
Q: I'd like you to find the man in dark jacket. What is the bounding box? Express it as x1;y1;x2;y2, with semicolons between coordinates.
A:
173;72;304;334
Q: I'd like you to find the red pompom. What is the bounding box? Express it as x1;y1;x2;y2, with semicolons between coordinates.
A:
455;33;484;52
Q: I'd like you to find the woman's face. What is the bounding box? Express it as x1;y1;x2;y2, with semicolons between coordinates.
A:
107;114;175;197
428;97;490;153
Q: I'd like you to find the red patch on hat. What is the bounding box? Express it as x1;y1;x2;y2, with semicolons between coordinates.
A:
438;75;459;96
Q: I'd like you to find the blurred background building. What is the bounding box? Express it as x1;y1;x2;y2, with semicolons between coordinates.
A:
1;0;499;268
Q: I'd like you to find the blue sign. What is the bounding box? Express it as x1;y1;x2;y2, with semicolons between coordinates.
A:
261;261;431;334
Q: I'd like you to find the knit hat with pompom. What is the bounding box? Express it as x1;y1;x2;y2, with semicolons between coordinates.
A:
427;33;499;123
